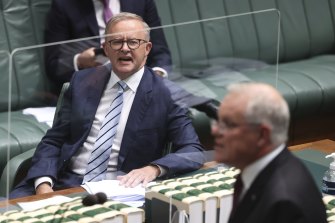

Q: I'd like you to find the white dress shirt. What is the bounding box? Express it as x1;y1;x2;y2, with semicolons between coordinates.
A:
34;66;143;189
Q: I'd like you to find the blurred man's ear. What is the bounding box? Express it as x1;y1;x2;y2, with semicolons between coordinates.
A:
257;125;271;148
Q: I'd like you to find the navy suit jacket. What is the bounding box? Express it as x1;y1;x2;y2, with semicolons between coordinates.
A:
10;64;205;198
45;0;171;85
229;148;327;223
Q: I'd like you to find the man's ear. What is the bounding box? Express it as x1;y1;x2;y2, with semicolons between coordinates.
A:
145;41;152;56
257;125;271;148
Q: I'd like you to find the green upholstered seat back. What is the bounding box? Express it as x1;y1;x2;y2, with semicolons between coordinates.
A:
0;0;54;112
1;0;334;114
155;0;335;68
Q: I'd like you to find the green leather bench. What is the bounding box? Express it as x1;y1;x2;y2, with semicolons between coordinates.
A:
0;82;68;197
155;0;335;144
1;0;335;195
0;0;57;180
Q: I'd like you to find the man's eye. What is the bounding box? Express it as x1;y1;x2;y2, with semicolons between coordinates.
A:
224;120;236;129
112;40;123;45
128;40;138;45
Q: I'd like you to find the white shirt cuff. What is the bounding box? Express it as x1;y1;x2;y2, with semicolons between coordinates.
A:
152;67;168;78
34;177;53;189
73;54;80;71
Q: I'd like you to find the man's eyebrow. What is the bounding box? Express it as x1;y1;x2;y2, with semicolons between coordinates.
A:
110;36;123;39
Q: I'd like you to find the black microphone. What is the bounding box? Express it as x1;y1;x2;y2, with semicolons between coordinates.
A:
82;194;99;206
82;192;107;206
96;192;107;204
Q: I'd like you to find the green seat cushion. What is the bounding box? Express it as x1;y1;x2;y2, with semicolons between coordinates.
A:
0;111;50;176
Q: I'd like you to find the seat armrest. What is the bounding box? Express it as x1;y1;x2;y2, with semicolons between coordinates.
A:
53;82;70;126
0;82;69;197
0;148;35;197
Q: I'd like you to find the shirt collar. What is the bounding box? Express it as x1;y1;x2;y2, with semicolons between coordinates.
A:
106;66;145;92
241;143;285;192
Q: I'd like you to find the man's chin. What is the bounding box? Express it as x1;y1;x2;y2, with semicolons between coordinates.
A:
114;67;134;76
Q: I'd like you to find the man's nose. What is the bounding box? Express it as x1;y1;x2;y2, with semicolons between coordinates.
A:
120;40;130;52
211;124;221;137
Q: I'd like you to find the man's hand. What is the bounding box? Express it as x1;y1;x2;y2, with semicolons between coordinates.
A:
35;182;54;195
77;47;101;69
117;165;160;188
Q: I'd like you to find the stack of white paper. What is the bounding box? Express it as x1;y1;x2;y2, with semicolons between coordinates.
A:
81;180;145;207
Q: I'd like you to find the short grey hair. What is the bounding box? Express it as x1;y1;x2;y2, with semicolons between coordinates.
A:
227;82;290;146
105;12;151;40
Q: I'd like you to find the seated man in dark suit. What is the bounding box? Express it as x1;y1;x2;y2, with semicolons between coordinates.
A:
44;0;218;119
10;12;205;198
212;82;327;223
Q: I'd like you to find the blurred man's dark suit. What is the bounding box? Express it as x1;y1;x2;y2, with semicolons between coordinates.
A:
229;148;327;223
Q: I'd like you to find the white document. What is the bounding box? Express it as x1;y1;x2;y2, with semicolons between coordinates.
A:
81;180;145;205
17;195;74;211
22;107;56;127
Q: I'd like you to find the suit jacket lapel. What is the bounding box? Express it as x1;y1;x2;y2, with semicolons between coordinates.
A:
117;67;154;168
230;149;289;223
79;64;112;137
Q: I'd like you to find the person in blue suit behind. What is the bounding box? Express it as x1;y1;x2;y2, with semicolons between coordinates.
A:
10;12;205;198
44;0;218;119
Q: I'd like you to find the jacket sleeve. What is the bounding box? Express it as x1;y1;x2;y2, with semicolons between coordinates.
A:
25;81;73;182
152;99;206;177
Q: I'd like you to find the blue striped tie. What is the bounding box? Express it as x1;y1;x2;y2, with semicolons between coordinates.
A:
83;81;127;183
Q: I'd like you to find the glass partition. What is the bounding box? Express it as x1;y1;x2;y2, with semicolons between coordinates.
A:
163;8;280;100
161;8;281;150
3;10;280;215
0;50;10;202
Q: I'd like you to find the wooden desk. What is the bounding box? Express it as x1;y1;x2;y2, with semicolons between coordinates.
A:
0;187;85;208
288;139;335;154
2;139;334;209
0;160;218;208
205;139;335;169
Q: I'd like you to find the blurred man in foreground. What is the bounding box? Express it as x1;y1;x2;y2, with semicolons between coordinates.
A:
212;82;327;223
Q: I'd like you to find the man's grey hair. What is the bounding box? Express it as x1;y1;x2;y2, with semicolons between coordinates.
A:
105;12;150;40
227;82;290;146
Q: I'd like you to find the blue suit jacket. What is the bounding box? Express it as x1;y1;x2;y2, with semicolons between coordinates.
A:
10;64;205;198
45;0;171;85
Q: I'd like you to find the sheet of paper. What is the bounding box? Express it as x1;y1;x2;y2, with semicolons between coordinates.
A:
22;107;56;127
17;195;74;211
82;180;145;198
81;180;146;206
123;201;145;208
